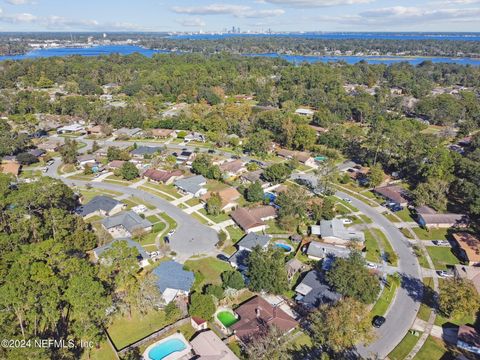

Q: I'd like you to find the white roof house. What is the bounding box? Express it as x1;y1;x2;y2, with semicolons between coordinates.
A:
295;108;315;116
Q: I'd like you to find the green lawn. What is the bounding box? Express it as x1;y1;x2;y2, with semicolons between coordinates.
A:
205;180;229;192
107;309;176;350
417;278;434;322
413;246;430;269
198;208;231;223
371;275;400;318
425;246;461;270
80;188;122;202
389;331;422;360
159;212;177;230
371;228;398;266
142;183;182;199
358;214;373;224
364;229;381;263
413;227;449;241
227;226;245;243
183;257;232;291
400;227;414;239
434;311;476;327
265;219;291;235
413;336;456;360
83;342;117;360
395;208;416;223
147;214;161;223
186;197;201;206
138;186;176;201
191;212;211;225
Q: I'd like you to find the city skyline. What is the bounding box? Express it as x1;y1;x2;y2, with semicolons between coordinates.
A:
0;0;479;33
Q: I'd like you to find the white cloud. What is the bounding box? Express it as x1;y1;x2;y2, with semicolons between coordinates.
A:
172;3;285;18
6;0;35;5
177;17;206;27
256;0;374;7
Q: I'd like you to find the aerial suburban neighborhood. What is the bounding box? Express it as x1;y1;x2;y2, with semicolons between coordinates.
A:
0;10;480;360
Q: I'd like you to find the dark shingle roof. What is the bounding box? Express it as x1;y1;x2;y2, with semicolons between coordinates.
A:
102;211;152;233
152;261;195;293
130;146;163;156
78;195;121;217
296;270;341;308
237;233;270;251
93;238;148;260
174;175;206;194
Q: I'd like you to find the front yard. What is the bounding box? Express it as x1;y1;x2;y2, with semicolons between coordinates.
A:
413;227;450;241
370;274;400;318
389;331;422;360
425;246;461;270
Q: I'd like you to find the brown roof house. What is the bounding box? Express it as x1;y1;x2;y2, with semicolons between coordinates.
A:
231;296;298;343
457;325;480;356
230;206;276;233
107;160;126;170
0;162;21;176
150;129;177;139
454;265;480;294
37;138;64;152
276;149;315;167
201;187;241;212
219;159;247;178
374;185;409;207
86;125;105;137
416;206;467;229
452;233;480;266
143;168;183;185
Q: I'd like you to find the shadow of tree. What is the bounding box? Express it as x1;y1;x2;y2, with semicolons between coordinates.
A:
399;273;438;308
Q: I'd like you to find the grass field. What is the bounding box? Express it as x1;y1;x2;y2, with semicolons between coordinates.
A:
425;246;461;270
183;257;232;291
198;208;230;223
364;229;382;263
417;278;434;322
389;331;422;360
413;336;456;360
371;275;400;318
413;227;449;241
371;228;398;266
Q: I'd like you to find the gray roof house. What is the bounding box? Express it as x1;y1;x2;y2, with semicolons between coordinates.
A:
93;238;149;267
174;175;207;197
113;127;143;138
102;211;152;238
311;219;365;245
229;249;251;271
237;233;271;251
78;195;125;218
130;146;163;157
306;241;351;260
295;270;341;309
152;261;195;303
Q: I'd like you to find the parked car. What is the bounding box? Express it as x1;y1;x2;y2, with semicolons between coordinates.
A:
437;270;454;278
46;159;54;166
340;218;353;225
390;205;404;212
43;167;49;173
216;254;229;262
343;197;352;203
432;240;450;246
372;316;386;328
367;262;378;269
167;229;176;237
382;201;396;208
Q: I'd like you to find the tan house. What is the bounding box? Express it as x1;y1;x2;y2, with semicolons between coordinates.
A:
219;159;246;178
201;187;241;212
150;129;177;139
143;168;183;185
417;206;467;229
276;149;316;167
190;330;239;360
452;233;480;266
230;205;276;233
86;125;105;136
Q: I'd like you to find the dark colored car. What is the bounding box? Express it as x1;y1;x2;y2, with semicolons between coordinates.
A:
391;205;404;212
372;316;386;328
216;254;229;262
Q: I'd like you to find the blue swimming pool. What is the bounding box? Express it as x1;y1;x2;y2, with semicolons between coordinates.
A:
147;338;187;360
275;243;292;252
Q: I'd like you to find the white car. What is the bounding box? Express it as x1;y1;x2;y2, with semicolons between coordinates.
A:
367;262;378;269
167;229;176;237
437;270;453;278
343;197;352;203
341;218;353;225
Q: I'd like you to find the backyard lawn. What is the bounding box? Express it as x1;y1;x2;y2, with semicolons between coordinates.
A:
107;309;174;350
183;257;232;291
413;227;449;241
388;331;422;360
425;246;461;270
83;342;117;360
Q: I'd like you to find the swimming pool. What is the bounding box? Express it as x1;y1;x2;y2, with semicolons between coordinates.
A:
217;311;239;327
143;334;192;360
275;243;293;252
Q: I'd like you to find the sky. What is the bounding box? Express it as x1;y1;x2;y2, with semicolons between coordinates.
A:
0;0;479;32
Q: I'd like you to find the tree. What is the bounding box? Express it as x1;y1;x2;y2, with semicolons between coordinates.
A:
293;124;317;151
310;297;375;353
204;284;224;300
206;193;222;216
439;278;480;319
15;152;38;165
368;163;384;188
164;301;181;321
120;162;139;181
276;186;309;230
107;146;130;161
245;181;264;202
412;178;450;212
244;325;290;360
247;246;289;295
326;251;380;304
188;293;216;320
191;154;212;176
244;130;272;157
263;163;292;184
221;270;245;290
59;138;78;164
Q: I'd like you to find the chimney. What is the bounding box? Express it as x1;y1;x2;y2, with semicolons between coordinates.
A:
255;307;261;318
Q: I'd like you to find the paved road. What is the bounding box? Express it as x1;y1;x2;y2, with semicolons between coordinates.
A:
46;159;219;262
338;192;422;359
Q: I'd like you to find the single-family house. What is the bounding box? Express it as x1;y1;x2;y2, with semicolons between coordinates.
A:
102;211;152;238
93;238;149;268
374;185;408;207
416;206;467;229
37;139;64;152
295;270;341;309
130;146;163;158
150;129;177;139
175;150;196;165
295;108;315;116
276;149;315;167
291;173;319;192
152;261;195;303
28;148;46;159
184;132;206;143
143;168;183;185
77;195;125;219
77;154;97;168
0;162;21;176
228;249;251;271
231;296;298;342
174;175;207;197
86;125;105;137
454;265;480;294
457;325;480;356
219;159;246;178
311;219;365;246
285;258;305;281
57;123;85;134
107;160;126;170
230;206;276;233
229;233;271;270
113;127;143;139
451;233;480;266
201;187;241;212
306;241;351;261
240;170;268;188
190;330;239;360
